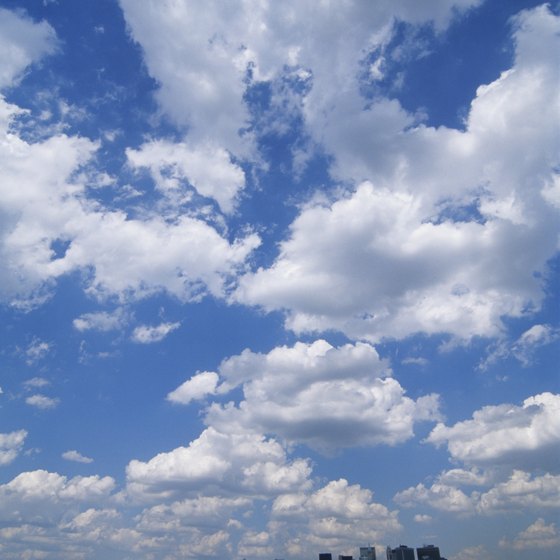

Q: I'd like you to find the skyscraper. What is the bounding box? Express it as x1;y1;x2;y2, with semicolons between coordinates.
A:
386;545;415;560
360;546;376;560
319;554;333;560
416;545;441;560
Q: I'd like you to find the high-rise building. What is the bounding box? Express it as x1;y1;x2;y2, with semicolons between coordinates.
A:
338;556;353;560
416;545;441;560
319;554;333;560
386;545;415;560
359;546;376;560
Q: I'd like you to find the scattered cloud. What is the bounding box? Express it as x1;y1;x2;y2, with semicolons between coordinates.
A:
500;518;560;550
24;339;51;365
25;394;59;410
426;392;560;471
167;371;219;405
131;321;181;344
23;377;50;389
0;430;27;466
73;308;128;332
62;450;94;464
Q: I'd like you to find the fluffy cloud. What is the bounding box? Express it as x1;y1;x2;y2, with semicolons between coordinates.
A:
0;8;57;89
25;394;59;410
0;430;27;466
500;518;560;550
131;321;180;344
167;371;219;405
126;426;312;502
120;0;481;161
270;479;401;555
0;95;260;308
73;308;128;332
127;140;246;214
170;340;440;451
62;450;93;464
427;392;560;471
235;6;560;343
395;469;560;516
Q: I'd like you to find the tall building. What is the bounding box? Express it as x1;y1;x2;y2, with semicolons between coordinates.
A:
386;545;415;560
359;546;376;560
338;556;353;560
319;554;333;560
416;545;441;560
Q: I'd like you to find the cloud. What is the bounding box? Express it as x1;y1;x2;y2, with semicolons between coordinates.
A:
131;321;181;344
24;339;51;364
395;469;560;515
167;371;219;405
235;5;560;343
0;430;27;466
0;91;260;309
73;308;128;332
426;392;560;471
413;514;432;523
184;340;440;452
25;394;59;410
270;479;401;555
127;139;246;214
500;518;560;550
120;0;481;162
126;427;312;502
450;545;488;560
0;8;57;89
23;377;50;389
62;450;94;464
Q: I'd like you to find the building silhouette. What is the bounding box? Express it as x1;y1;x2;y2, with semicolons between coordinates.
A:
319;554;333;560
386;545;415;560
359;546;376;560
416;545;441;560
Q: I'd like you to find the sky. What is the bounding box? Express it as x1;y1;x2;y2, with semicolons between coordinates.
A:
0;0;558;559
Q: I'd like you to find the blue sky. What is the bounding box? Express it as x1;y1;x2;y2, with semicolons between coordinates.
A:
0;1;558;559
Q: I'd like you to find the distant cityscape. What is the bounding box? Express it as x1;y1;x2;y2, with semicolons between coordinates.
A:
315;543;447;560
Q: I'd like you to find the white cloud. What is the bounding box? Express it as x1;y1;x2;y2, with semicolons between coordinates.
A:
191;340;440;451
23;377;49;389
0;430;27;466
426;392;560;471
73;308;128;332
235;6;560;343
120;0;481;162
0;78;260;309
127;139;246;214
270;479;401;555
413;514;432;523
131;321;181;344
395;469;560;516
126;426;311;502
25;394;59;410
500;518;560;550
167;371;219;405
24;339;51;364
62;450;94;464
0;8;57;89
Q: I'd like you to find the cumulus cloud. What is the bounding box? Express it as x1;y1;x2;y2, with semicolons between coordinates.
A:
0;8;57;89
23;377;49;389
169;340;440;452
25;394;59;410
500;518;560;550
120;0;481;161
395;469;560;516
270;479;401;555
126;427;312;502
235;5;560;343
131;321;181;344
73;308;128;332
0;430;27;466
426;392;560;471
62;450;94;464
127;139;246;214
167;371;219;405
